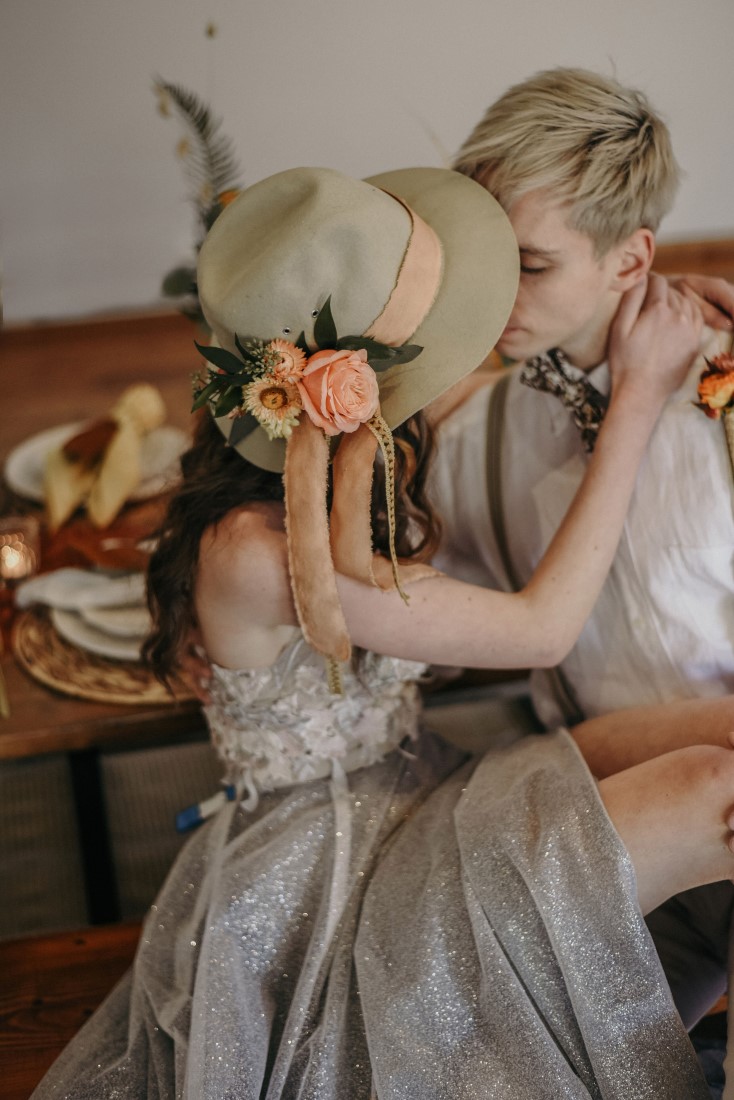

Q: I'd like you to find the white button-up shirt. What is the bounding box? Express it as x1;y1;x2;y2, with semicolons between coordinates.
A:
430;332;734;726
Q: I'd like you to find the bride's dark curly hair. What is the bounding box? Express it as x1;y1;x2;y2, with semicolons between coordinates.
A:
144;410;441;681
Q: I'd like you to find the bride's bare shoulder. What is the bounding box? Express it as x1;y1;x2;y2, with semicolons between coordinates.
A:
202;500;285;555
197;501;292;621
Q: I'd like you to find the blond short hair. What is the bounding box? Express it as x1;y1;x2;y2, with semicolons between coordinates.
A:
453;68;680;255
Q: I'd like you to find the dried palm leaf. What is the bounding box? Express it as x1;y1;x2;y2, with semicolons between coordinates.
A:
154;79;242;233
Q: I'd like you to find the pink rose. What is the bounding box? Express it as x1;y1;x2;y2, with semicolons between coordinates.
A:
297;348;379;436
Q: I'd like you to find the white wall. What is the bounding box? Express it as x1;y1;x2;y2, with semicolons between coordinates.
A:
2;0;733;323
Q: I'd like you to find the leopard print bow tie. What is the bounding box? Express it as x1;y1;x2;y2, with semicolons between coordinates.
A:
520;348;609;452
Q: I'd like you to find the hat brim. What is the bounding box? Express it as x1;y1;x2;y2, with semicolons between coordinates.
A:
217;167;518;472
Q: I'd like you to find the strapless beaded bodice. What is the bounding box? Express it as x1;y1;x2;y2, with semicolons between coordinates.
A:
205;634;426;793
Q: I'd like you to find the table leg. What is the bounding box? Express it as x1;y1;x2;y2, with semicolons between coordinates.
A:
68;749;121;924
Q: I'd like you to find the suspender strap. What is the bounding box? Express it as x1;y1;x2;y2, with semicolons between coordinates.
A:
485;371;585;726
486;370;522;591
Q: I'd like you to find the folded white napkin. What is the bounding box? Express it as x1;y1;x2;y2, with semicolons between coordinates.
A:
16;568;146;611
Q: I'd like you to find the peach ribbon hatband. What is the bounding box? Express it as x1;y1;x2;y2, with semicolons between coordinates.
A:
364;192;443;347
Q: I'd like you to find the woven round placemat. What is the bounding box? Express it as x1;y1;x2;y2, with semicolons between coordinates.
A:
12;607;195;705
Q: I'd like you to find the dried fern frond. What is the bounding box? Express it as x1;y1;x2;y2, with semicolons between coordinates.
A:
154;79;242;230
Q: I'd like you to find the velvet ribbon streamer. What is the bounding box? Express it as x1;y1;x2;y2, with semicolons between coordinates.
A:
283;197;444;685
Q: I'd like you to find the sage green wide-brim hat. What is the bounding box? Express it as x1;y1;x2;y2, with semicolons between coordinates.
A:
197;165;519;472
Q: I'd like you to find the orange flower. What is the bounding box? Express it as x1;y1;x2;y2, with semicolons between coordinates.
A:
697;354;734;420
266;339;307;383
297;349;379;436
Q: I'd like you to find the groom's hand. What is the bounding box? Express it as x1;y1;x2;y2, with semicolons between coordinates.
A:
609;273;703;402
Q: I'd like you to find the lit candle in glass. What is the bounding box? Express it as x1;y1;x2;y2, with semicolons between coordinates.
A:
0;516;40;584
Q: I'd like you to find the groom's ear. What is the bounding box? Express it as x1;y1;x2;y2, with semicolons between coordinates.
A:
609;228;655;292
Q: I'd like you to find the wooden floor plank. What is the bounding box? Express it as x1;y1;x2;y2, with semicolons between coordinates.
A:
0;923;140;1099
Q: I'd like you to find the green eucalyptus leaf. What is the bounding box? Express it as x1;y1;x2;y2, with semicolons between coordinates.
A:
335;336;423;368
313;296;337;348
191;378;222;411
213;386;246;417
228;411;261;447
226;371;257;386
334;335;397;358
335;335;376;354
380;343;423;366
194;342;244;375
210;372;238;391
295;332;310;355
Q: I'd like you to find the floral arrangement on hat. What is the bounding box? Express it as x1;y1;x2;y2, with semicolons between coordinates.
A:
695;351;734;475
192;297;421;448
193;296;422;685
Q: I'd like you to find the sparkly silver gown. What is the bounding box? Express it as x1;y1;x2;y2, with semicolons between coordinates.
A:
33;635;709;1099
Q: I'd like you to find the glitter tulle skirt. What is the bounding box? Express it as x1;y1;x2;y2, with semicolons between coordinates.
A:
32;729;708;1099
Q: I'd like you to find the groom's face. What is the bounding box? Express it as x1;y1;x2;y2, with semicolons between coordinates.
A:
495;190;623;371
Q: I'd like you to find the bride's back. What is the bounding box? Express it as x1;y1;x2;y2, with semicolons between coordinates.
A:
195;500;299;670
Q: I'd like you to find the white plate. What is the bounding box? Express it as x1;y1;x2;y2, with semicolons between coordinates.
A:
80;604;151;638
16;568;146;611
4;422;189;504
51;607;146;661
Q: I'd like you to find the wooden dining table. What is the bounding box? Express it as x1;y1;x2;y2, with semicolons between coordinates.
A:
0;311;208;923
